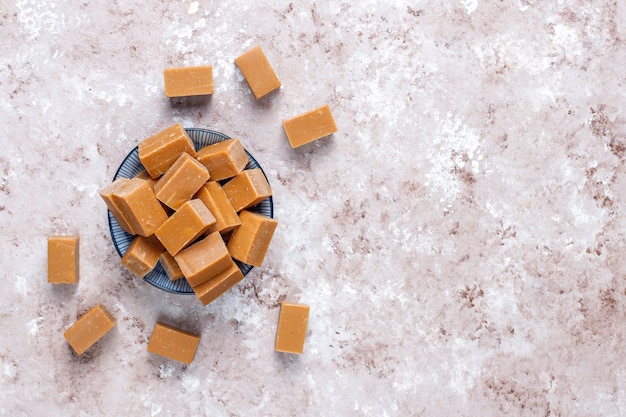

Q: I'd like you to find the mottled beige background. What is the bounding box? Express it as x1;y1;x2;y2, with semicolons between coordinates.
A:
1;0;625;416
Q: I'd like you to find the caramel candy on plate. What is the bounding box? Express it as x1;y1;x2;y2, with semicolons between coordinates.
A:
163;65;214;98
147;321;200;365
222;168;272;212
99;178;136;234
196;138;249;181
48;235;79;284
275;302;310;354
160;252;184;281
155;152;210;210
191;260;244;306
110;178;168;237
64;304;116;356
121;235;164;278
234;45;281;99
282;104;338;148
138;123;197;178
194;181;241;234
174;232;232;287
227;210;278;267
155;199;216;255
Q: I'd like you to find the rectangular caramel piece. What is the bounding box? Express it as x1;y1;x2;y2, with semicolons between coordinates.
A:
99;178;136;234
164;65;214;98
227;210;278;267
282;104;337;148
196;138;249;181
155;199;216;255
138;123;197;178
155;153;210;210
174;232;232;287
160;252;184;281
48;235;79;284
275;302;309;354
194;182;241;234
234;45;281;99
222;169;272;212
122;235;164;278
111;178;168;237
147;322;200;365
192;261;244;306
64;304;116;356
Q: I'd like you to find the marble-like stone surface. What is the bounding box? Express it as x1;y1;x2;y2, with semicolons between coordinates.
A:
1;0;625;415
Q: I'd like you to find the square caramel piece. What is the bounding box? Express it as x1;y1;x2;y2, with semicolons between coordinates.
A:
192;260;244;306
275;302;310;354
122;235;164;279
234;45;281;99
64;304;116;356
147;322;200;365
155;199;216;256
155;153;210;210
111;178;168;237
282;104;338;148
163;65;214;98
222;169;272;212
194;182;241;234
160;252;184;281
48;235;79;284
138;123;197;178
174;232;232;287
196;138;249;181
99;178;136;234
227;210;277;267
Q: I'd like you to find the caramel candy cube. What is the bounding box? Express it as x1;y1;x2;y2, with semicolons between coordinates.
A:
222;169;272;212
138;123;197;178
147;322;200;365
111;178;168;237
48;235;79;284
121;235;164;278
194;182;241;234
191;261;244;306
227;210;278;267
155;199;216;255
174;232;231;287
196;138;249;181
275;302;310;354
160;252;184;281
163;65;214;98
155;153;210;210
64;304;116;356
234;45;281;99
100;178;136;234
282;104;338;148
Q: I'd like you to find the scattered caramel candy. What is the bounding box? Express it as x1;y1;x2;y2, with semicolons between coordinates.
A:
160;252;184;281
147;321;200;365
99;178;136;234
163;65;214;98
234;45;281;99
174;232;232;287
138;123;197;179
110;178;169;237
64;304;116;356
155;152;210;210
155;199;216;256
222;168;272;212
196;138;249;181
191;260;243;306
194;181;241;234
275;302;309;354
227;210;278;267
48;235;79;284
121;235;164;278
282;104;338;148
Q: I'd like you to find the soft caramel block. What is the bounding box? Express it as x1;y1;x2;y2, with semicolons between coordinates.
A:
222;169;272;212
163;65;214;98
275;302;310;354
196;138;249;181
282;104;338;148
192;261;244;306
138;123;197;178
111;178;168;237
155;199;216;255
122;235;164;278
160;252;184;281
99;178;136;234
155;153;210;210
194;182;241;234
147;322;200;365
234;45;281;99
227;210;278;267
48;235;79;284
64;304;116;356
174;232;232;287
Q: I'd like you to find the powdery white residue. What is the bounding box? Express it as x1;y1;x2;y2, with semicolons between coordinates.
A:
14;274;29;297
460;0;478;15
187;1;199;15
181;374;200;393
27;316;43;336
158;364;174;379
1;359;17;381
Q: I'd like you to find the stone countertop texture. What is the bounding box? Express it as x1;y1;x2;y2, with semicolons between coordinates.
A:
1;1;625;416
